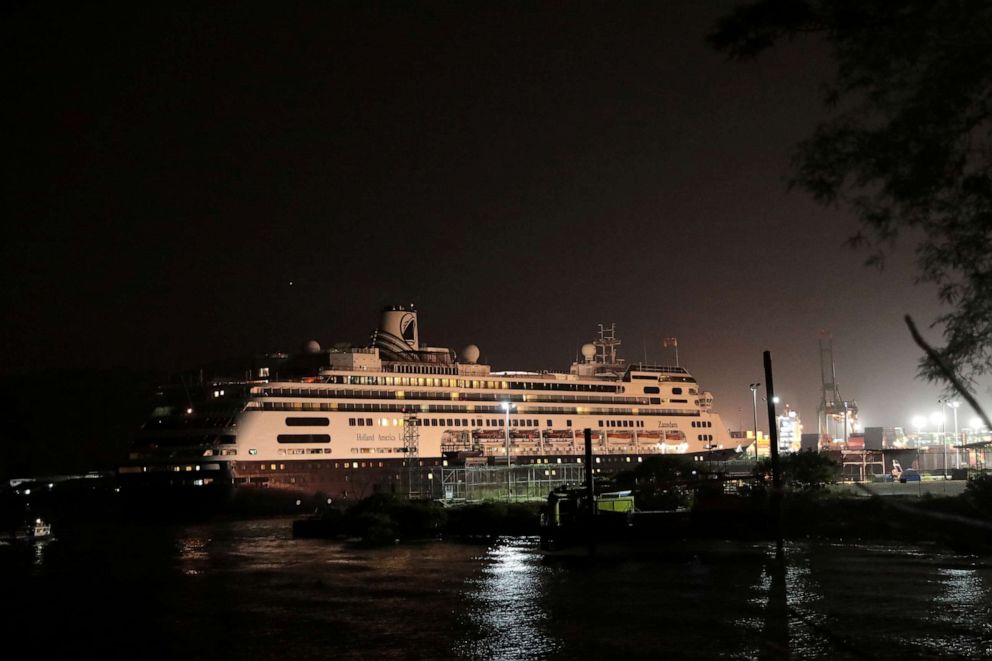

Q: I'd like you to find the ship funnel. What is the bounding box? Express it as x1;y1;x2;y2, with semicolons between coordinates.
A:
375;305;420;353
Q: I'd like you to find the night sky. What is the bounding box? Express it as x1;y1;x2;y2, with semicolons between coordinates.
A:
4;1;974;436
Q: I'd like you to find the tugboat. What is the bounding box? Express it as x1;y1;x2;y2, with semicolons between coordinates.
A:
5;518;53;544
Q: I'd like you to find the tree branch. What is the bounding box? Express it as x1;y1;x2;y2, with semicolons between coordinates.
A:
905;314;992;434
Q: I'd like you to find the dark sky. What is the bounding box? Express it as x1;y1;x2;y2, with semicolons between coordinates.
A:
3;1;974;434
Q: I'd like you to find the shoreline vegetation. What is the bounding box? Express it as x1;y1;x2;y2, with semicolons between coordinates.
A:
293;455;992;553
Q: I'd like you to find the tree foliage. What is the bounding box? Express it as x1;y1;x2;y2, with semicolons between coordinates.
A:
754;451;841;490
710;1;992;384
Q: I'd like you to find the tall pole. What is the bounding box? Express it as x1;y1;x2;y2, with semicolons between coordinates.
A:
750;383;761;461
584;428;595;557
762;352;783;560
763;357;780;491
503;402;513;499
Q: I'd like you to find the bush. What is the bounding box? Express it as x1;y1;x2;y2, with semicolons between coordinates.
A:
754;452;840;491
964;473;992;515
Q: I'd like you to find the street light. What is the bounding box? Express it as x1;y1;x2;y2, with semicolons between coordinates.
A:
749;383;761;461
911;414;926;433
502;402;515;498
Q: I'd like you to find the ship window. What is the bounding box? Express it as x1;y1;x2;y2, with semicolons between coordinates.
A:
649;398;660;405
567;420;572;427
278;434;331;444
672;387;683;395
644;386;660;394
547;419;552;427
286;417;329;427
366;418;373;426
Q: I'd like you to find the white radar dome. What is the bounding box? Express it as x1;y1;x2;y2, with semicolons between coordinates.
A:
302;339;321;354
581;343;596;361
460;344;481;364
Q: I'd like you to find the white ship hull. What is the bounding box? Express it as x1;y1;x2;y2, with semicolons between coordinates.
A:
120;306;741;504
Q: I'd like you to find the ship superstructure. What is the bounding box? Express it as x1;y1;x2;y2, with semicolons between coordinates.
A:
120;305;734;501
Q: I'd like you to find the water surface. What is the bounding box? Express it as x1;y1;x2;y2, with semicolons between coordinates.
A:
2;519;990;659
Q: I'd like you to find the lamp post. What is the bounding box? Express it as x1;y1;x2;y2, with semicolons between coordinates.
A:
502;402;514;499
749;383;761;461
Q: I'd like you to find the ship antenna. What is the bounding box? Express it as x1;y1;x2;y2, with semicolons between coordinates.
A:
594;323;621;365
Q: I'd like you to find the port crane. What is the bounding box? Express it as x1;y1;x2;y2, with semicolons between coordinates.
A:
817;332;858;442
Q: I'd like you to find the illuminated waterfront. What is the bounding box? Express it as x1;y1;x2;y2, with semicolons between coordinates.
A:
2;518;990;659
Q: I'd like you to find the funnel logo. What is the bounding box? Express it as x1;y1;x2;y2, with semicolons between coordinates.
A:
400;313;417;346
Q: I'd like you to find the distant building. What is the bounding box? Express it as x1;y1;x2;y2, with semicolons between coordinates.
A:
777;406;802;453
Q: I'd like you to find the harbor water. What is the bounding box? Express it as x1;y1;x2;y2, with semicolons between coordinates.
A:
2;518;991;659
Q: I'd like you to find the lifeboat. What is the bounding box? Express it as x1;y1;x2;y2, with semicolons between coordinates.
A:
544;430;574;440
606;431;633;444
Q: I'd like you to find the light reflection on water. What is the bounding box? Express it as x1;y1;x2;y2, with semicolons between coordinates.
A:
455;536;560;660
925;566;992;658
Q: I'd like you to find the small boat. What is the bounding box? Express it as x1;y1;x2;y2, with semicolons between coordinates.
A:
7;518;54;543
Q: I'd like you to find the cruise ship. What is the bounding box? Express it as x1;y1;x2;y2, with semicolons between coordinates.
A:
119;305;738;503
